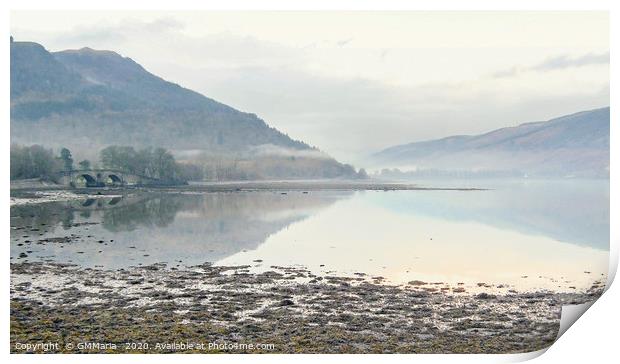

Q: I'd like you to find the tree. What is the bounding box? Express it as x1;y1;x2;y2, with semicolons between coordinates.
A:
99;145;181;182
177;163;204;181
59;148;73;171
101;146;137;172
10;144;59;180
152;147;177;180
78;160;91;170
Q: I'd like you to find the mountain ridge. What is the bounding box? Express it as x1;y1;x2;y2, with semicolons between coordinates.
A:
10;40;311;151
372;107;610;178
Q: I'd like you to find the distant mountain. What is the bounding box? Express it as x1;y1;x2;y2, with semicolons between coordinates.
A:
371;107;610;178
10;39;362;179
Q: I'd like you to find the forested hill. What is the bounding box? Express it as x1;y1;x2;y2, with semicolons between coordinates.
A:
10;39;309;153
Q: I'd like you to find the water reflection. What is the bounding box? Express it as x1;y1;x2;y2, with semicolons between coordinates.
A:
368;179;610;250
10;181;609;292
11;202;76;231
219;190;608;292
10;191;351;268
101;195;184;232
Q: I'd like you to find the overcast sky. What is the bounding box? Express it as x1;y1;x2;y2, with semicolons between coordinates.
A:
11;11;609;163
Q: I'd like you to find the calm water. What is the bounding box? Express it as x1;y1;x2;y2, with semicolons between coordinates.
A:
10;180;609;292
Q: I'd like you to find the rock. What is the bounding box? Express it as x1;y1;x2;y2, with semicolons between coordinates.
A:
278;299;295;306
475;293;496;300
408;280;427;286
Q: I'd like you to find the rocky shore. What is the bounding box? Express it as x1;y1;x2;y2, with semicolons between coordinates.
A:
10;262;604;354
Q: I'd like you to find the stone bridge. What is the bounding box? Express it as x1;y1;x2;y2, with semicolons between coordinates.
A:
57;169;161;188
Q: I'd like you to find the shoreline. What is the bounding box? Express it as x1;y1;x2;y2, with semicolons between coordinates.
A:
10;262;603;354
10;179;487;193
10;180;486;206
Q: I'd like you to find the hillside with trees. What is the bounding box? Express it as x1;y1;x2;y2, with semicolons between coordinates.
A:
10;39;365;180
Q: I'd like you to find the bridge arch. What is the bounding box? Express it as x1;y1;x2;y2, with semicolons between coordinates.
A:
105;173;123;186
59;169;161;188
75;173;98;187
81;198;96;207
108;196;122;205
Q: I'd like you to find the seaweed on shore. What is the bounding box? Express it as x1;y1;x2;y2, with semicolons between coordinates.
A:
10;262;603;354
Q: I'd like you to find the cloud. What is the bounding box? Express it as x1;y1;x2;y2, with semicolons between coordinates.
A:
58;17;185;46
532;52;609;71
335;38;353;47
142;17;185;33
249;144;331;159
27;18;302;71
379;49;389;60
490;66;519;78
492;52;609;78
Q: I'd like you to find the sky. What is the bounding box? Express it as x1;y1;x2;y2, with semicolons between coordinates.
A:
10;11;610;163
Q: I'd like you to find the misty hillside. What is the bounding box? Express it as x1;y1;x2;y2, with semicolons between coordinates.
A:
10;40;308;151
10;39;364;179
371;107;610;178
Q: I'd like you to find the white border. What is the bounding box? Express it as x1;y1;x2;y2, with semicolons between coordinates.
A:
2;1;617;363
2;0;616;11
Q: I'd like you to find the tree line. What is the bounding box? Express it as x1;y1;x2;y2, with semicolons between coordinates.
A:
11;144;368;182
10;144;59;180
10;144;185;182
99;146;180;182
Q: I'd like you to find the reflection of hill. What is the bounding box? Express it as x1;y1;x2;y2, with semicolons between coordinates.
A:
367;180;609;250
97;191;351;264
101;194;185;232
11;191;350;268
